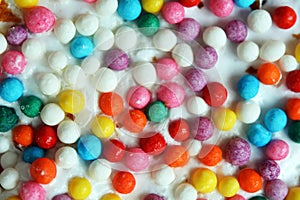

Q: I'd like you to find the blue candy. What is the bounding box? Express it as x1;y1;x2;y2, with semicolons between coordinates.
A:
70;36;94;59
0;77;24;102
246;124;272;147
117;0;142;21
234;0;255;8
23;146;45;163
237;75;259;100
77;134;102;161
264;108;287;132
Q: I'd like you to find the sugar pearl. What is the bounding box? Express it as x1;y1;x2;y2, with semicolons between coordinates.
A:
237;41;259;62
48;51;68;71
260;40;286;62
186;96;209;116
153;29;177;52
203;26;227;49
39;73;61;96
88;159;112;181
54;19;76;44
133;62;157;87
175;183;197;200
40;103;65;126
63;65;86;87
57;120;80;144
55;146;78;169
21;38;45;60
152;165;175;185
184;139;202;157
236;100;260;124
0;135;10;154
93;28;115;51
93;67;118;92
81;56;101;75
247;9;272;33
115;26;137;51
0;33;7;54
95;0;118;16
0;168;19;190
1;151;18;168
279;55;298;72
75;14;99;36
172;43;194;67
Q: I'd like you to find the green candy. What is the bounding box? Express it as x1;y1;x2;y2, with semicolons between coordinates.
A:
288;121;300;143
248;196;267;200
0;106;19;132
137;13;160;36
145;101;168;123
19;95;43;118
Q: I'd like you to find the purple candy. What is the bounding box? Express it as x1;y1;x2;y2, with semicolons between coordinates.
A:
258;160;280;181
6;25;28;46
176;18;201;41
264;179;288;200
144;193;165;200
104;48;129;71
224;137;251;166
225;20;247;43
191;117;214;141
194;46;218;69
52;194;72;200
185;68;207;92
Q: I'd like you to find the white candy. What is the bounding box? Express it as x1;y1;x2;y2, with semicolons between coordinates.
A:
40;103;65;126
186;96;209;116
21;39;45;60
115;26;137;51
175;183;197;200
184;139;202;157
57;120;80;144
260;40;286;62
172;43;193;67
88;159;112;181
81;56;101;75
237;41;259;62
0;33;7;54
203;26;227;49
0;168;19;190
153;29;177;52
236;100;261;124
63;65;86;87
0;136;10;154
93;28;115;51
93;67;118;92
152;165;175;186
54;19;76;44
1;151;18;169
39;73;61;96
48;51;68;71
279;55;298;72
247;9;272;33
75;14;99;36
55;146;78;169
95;0;118;16
133;62;157;87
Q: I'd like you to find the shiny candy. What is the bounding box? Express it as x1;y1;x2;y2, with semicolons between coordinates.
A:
59;90;85;114
68;177;92;199
191;168;217;193
218;176;240;197
91;116;115;138
70;36;94;59
212;108;236;131
77;134;102;161
117;0;142;21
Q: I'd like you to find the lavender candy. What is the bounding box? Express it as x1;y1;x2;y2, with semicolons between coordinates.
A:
258;160;280;181
185;68;207;92
144;193;165;200
191;117;214;141
194;46;218;69
104;48;129;71
264;179;288;200
52;193;72;200
6;25;28;46
176;18;201;42
224;137;251;166
225;20;248;43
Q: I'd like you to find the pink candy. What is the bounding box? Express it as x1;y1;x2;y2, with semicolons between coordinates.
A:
156;58;179;81
20;181;46;200
157;82;185;108
1;50;26;74
161;2;185;24
265;139;289;160
127;86;151;109
209;0;234;18
124;148;150;172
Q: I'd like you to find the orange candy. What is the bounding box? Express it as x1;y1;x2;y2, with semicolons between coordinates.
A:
238;168;262;193
112;171;136;194
12;125;34;147
164;145;189;167
99;92;124;117
198;145;222;166
257;62;281;85
30;157;57;184
123;110;147;133
286;98;300;120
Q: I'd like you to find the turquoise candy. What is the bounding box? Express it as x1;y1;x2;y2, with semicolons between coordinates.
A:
20;95;43;118
137;13;160;36
0;106;19;132
145;101;168;123
117;0;142;21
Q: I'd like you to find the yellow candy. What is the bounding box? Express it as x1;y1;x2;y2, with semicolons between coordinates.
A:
15;0;39;8
295;43;300;63
91;115;115;138
142;0;164;13
101;193;121;200
59;90;85;114
68;177;92;200
212;108;236;131
218;176;240;197
286;187;300;200
191;168;217;193
6;196;21;200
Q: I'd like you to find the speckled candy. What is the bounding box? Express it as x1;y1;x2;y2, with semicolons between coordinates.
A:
19;181;46;200
265;139;289;160
225;20;247;43
144;193;165;200
137;13;160;36
176;18;201;41
104;49;129;71
124;148;150;171
0;106;18;132
185;68;207;92
127;86;151;109
210;0;234;18
191;117;214;141
264;179;288;200
237;75;260;100
156;58;179;81
1;50;26;75
157;82;185;108
6;25;27;46
52;193;72;200
194;46;218;69
161;2;185;24
145;101;168;123
20;95;43;118
224;137;251;166
258;160;280;181
0;77;24;102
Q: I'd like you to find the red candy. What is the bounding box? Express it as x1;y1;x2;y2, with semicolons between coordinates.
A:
179;0;201;7
102;139;126;162
286;70;300;92
272;6;297;29
202;82;228;107
35;125;58;149
30;158;57;184
168;119;190;142
1;50;26;75
140;132;167;155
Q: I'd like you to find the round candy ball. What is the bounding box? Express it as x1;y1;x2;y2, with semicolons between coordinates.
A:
59;90;85;114
234;0;255;8
91;115;115;138
68;177;92;199
104;48;129;71
101;193;121;200
286;70;300;93
12;125;33;147
1;50;26;75
157;82;185;108
238;168;262;193
0;106;18;132
218;176;240;197
133;62;157;86
174;183;197;200
52;194;72;200
145;101;168;123
6;25;27;46
35;125;58;149
93;68;118;93
22;146;45;163
115;26;137;51
272;6;297;29
191;168;217;193
127;86;151;109
40;103;65;126
75;13;99;36
288;121;300;143
102;139;126;162
186;96;209;116
19;95;43;118
0;135;10;153
225;20;247;43
227;194;246;200
185;68;207;92
144;193;165;200
194;46;218;69
176;18;201;41
77;134;102;161
237;41;259;62
0;167;19;190
39;73;61;96
152;165;175;186
224;137;251;166
137;13;160;36
20;181;46;200
54;19;76;44
123;109;147;133
202;82;227;107
258;160;280;181
95;0;118;16
70;36;94;59
264;108;287;132
55;146;78;169
0;77;23;102
209;0;234;17
161;2;185;24
57;120;80;144
236;100;261;124
1;151;18;168
124;148;150;171
155;58;179;81
88;159;112;181
140;133;167;155
247;9;272;33
112;171;136;194
191;117;214;141
246;124;272;147
203;26;227;49
141;0;164;13
168;119;190;142
172;43;194;67
279;55;298;72
264;179;288;200
30;157;57;184
153;29;177;52
15;0;39;8
259;40;286;62
117;0;142;21
265;139;289;160
237;75;260;100
0;33;7;54
212;107;236;131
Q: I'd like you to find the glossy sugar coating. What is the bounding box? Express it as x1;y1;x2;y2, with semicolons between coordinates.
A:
127;86;151;109
100;193;121;200
194;46;218;69
238;168;262;193
161;2;185;24
265;139;289;160
30;157;57;184
104;48;129;71
264;179;288;200
224;137;251;166
117;0;142;21
124;148;150;171
286;69;300;92
225;20;247;43
141;0;164;13
263;108;287;132
217;176;240;197
185;68;207;92
91;115;115;138
272;6;297;29
70;36;94;59
68;177;92;199
176;18;200;41
202;82;227;107
144;193;165;200
19;96;43;118
6;25;27;45
168;119;190;142
246;124;272;147
157;82;185;108
191;168;217;193
19;181;46;200
140;133;166;155
191;117;214;141
102;139;125;162
137;13;160;36
237;75;259;100
212;107;236;131
258;160;280;181
15;0;39;8
0;106;18;132
155;58;179;80
59;90;85;114
77;134;102;161
209;0;234;17
1;50;26;74
234;0;255;8
112;171;136;194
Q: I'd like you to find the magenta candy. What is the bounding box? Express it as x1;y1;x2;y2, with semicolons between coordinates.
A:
157;82;185;108
176;18;201;41
24;6;56;33
194;46;218;69
1;50;26;75
104;48;129;71
6;25;28;46
144;193;165;200
227;194;246;200
224;137;251;166
127;86;151;109
258;160;280;181
209;0;234;18
52;194;72;200
265;139;289;160
191;117;214;141
161;2;185;24
124;148;150;171
225;20;247;43
156;58;179;81
264;179;288;200
185;68;207;92
20;181;46;200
